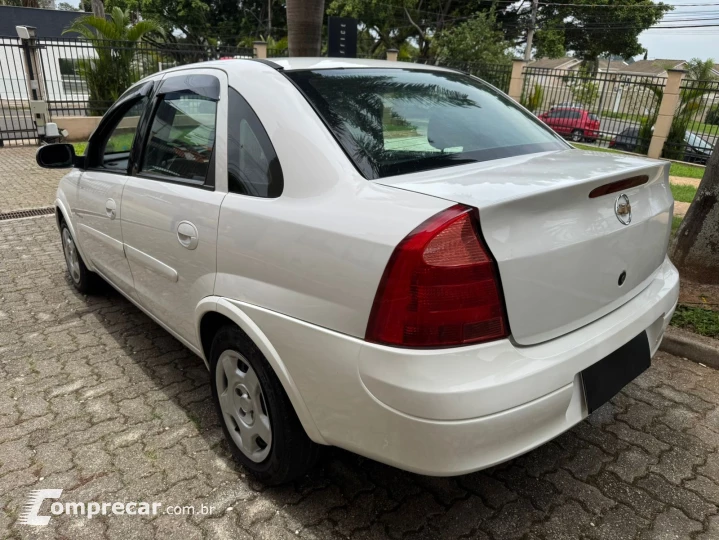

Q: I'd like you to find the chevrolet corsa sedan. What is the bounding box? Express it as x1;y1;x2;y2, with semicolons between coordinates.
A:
37;58;679;485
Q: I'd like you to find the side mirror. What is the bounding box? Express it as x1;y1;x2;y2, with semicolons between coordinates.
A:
36;143;78;169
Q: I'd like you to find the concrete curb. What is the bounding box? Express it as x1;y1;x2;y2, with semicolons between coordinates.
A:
660;326;719;369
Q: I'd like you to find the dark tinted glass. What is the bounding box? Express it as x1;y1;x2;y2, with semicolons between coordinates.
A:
101;97;148;172
287;68;566;179
227;88;283;197
141;93;217;183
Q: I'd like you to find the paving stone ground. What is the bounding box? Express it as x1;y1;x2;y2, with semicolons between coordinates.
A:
0;147;63;214
2;147;719;539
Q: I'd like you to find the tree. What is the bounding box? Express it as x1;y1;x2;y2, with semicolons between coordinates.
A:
534;29;565;59
671;146;719;284
529;0;672;68
707;105;719;126
327;0;523;62
570;78;599;107
63;7;161;114
685;58;718;82
431;11;512;66
104;0;287;46
0;0;53;7
58;1;78;9
287;0;324;56
664;57;716;160
91;0;105;19
521;83;544;112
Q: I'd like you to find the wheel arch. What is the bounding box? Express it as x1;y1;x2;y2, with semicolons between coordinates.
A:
195;296;327;445
55;197;95;272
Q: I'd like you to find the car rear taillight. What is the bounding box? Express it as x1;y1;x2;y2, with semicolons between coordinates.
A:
365;204;509;348
609;139;616;147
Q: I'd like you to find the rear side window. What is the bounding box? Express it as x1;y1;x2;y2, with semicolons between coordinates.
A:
287;68;566;179
569;111;581;119
589;113;599;121
227;87;283;197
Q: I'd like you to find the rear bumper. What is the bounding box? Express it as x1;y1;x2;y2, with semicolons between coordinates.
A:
236;256;679;476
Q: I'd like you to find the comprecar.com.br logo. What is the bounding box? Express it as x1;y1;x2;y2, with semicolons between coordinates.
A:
19;489;214;526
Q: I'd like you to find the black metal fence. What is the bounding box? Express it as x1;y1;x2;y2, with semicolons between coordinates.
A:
0;36;35;144
521;67;666;154
34;37;254;117
451;61;512;93
662;78;718;165
266;48;289;57
399;57;513;93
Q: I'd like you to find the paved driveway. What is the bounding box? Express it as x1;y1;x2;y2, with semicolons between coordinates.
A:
2;148;719;539
0;147;63;214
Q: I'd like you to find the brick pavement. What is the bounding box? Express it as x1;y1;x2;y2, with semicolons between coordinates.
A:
0;147;64;214
1;147;719;539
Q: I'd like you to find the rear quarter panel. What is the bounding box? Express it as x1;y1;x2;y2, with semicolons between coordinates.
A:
214;63;451;338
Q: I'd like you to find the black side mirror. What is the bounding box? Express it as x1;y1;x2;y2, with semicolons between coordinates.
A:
36;144;78;169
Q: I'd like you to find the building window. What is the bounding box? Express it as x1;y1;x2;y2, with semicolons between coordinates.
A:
58;58;87;95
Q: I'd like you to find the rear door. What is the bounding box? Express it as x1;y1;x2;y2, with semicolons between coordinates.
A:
553;110;571;134
120;69;227;346
73;82;154;298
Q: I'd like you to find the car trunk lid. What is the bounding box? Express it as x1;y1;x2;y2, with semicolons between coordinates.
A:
376;149;673;345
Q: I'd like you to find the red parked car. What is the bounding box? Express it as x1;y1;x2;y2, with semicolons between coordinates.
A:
537;107;600;143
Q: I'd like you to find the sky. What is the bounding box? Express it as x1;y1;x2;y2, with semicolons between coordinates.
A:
638;0;719;62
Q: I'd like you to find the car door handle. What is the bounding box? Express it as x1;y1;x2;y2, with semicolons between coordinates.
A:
105;198;117;220
177;221;199;250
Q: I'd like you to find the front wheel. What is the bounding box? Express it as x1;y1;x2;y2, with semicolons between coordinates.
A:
570;129;584;142
60;222;98;294
210;325;319;485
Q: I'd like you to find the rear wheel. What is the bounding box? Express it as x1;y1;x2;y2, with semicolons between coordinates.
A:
209;325;319;485
60;222;98;294
570;129;584;142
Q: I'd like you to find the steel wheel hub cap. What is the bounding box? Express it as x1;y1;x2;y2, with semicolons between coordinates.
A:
216;350;272;462
62;229;81;284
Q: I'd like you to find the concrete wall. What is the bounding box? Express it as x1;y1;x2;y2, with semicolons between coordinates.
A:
56;116;102;141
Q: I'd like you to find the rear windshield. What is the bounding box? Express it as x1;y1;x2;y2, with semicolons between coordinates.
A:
286;68;567;179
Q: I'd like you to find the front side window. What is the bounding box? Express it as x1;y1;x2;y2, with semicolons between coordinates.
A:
141;92;217;184
100;97;148;172
287;68;566;179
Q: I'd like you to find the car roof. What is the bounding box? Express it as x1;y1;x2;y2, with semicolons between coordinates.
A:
258;57;456;73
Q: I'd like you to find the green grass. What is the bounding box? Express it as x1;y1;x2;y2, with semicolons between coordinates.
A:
688;119;719;139
671;215;683;237
573;143;618;154
670;183;697;203
72;142;87;156
573;143;706;179
671;305;719;339
669;161;705;180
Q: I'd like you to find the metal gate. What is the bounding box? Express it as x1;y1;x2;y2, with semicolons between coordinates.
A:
0;36;38;146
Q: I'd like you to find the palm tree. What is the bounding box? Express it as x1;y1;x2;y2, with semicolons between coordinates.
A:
63;8;161;115
664;58;716;160
286;0;325;57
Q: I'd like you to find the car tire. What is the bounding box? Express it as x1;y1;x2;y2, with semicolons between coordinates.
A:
209;325;319;485
60;220;99;294
571;129;584;142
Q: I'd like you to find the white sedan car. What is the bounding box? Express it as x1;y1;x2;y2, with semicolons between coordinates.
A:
37;58;679;485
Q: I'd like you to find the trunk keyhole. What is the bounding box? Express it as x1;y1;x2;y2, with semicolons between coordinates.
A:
618;271;627;287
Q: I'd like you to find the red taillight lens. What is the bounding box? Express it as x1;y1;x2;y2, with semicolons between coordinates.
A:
609;139;616;147
365;204;509;348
